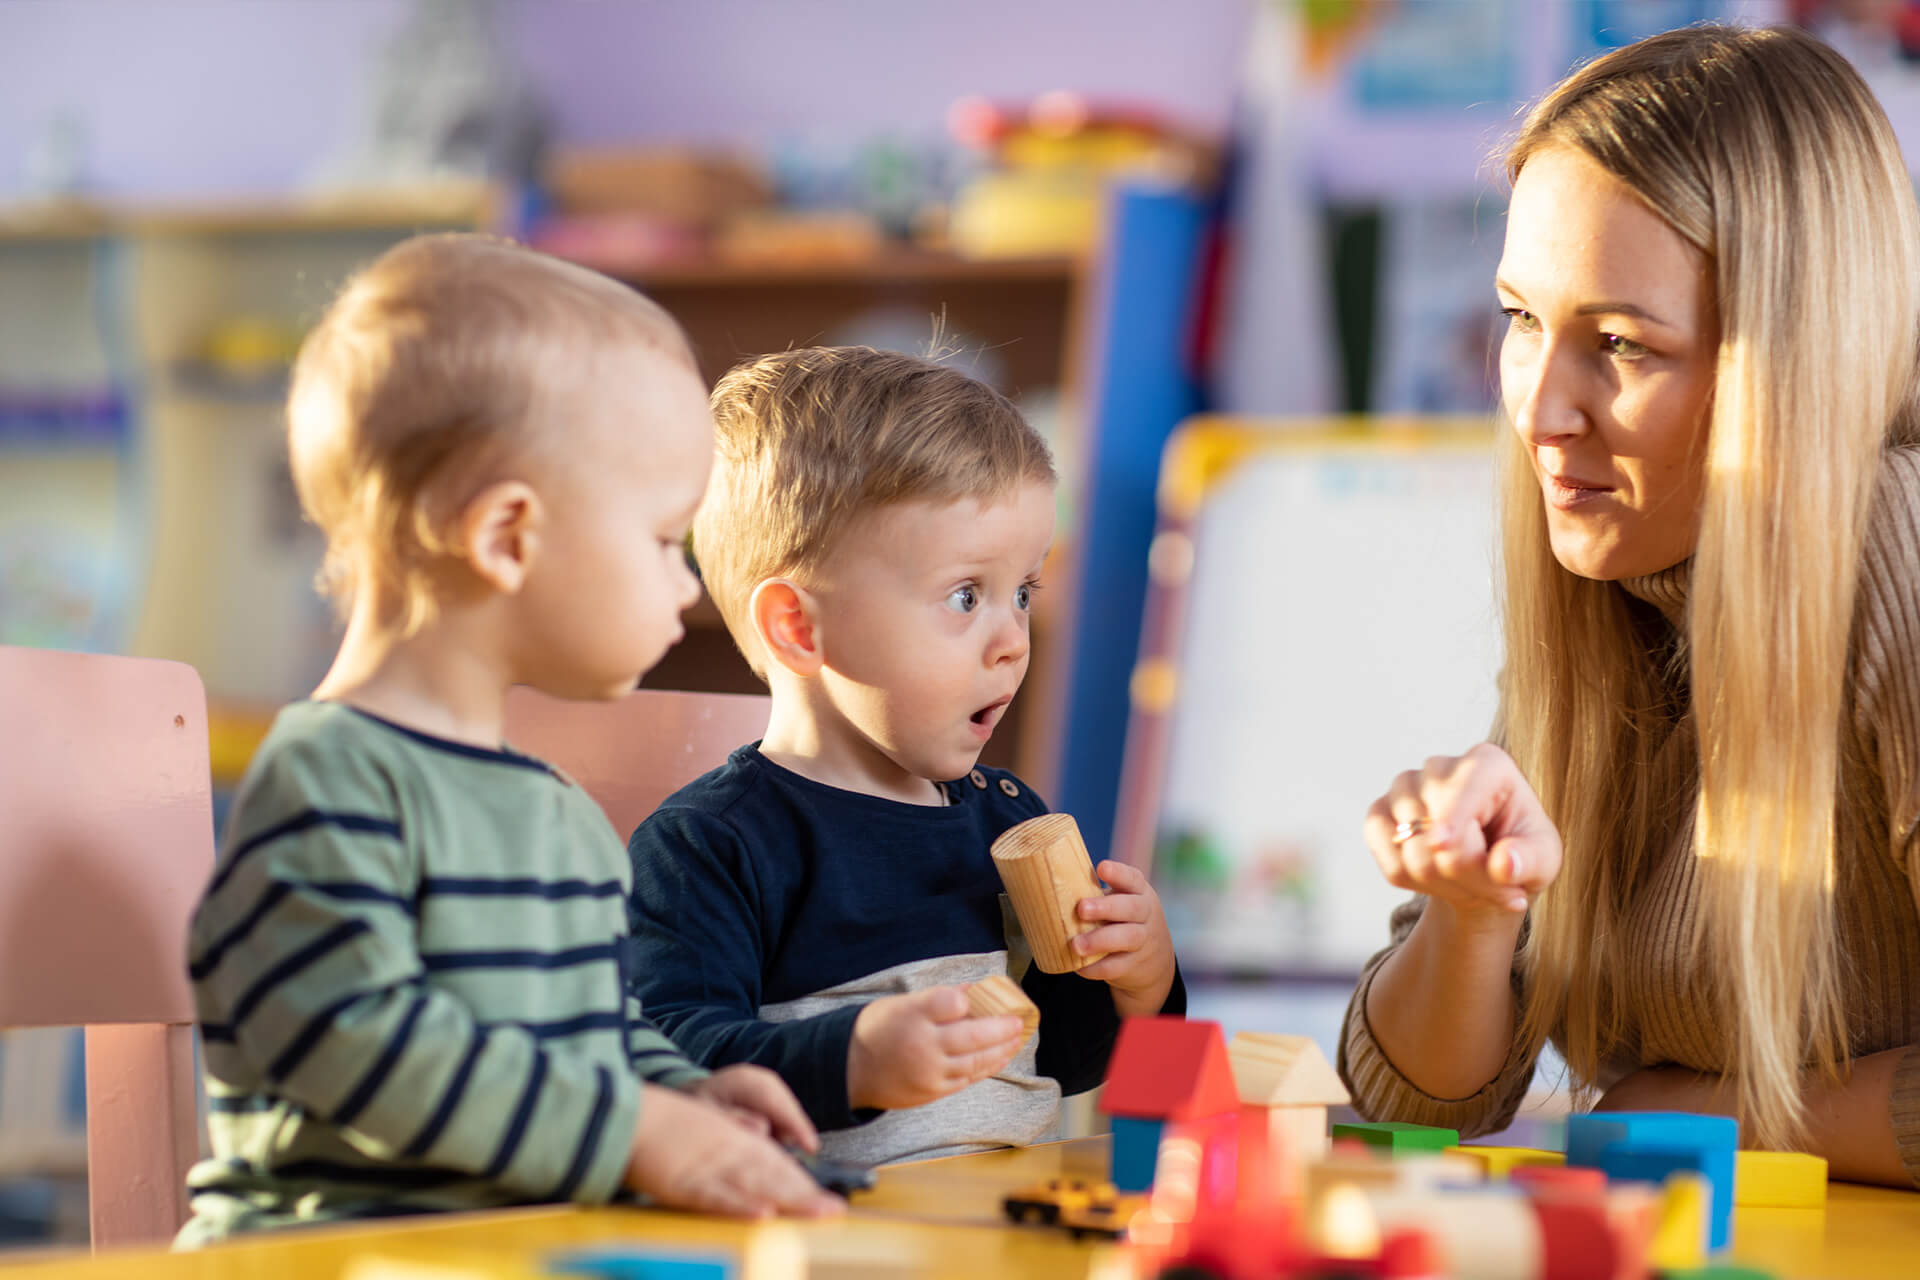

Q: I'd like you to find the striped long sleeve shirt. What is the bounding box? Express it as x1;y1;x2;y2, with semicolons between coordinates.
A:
179;701;706;1244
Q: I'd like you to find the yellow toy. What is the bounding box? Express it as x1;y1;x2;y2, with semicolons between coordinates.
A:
1647;1171;1711;1271
1735;1149;1828;1208
1443;1145;1565;1179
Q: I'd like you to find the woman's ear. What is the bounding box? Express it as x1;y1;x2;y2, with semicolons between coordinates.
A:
457;480;543;595
750;578;823;677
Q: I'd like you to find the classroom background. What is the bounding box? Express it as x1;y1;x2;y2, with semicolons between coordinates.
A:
1;0;1912;1251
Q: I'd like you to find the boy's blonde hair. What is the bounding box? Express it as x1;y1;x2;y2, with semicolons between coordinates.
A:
698;346;1055;677
288;232;695;635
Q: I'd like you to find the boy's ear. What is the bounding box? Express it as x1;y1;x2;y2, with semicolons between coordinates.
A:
750;578;823;677
457;480;543;595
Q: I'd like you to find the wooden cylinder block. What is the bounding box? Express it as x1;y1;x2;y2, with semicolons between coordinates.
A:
990;813;1107;973
965;974;1041;1044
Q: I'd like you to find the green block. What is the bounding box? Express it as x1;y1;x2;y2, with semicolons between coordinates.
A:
1657;1268;1776;1280
1330;1121;1460;1155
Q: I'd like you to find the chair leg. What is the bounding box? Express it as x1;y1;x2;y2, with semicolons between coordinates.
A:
84;1023;200;1249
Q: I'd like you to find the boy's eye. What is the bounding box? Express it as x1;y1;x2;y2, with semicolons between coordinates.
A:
947;585;979;613
1015;584;1033;611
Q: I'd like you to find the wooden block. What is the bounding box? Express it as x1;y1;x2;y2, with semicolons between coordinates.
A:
1602;1183;1659;1280
1367;1187;1544;1280
1734;1150;1827;1209
1446;1144;1566;1179
964;974;1040;1043
1656;1269;1777;1280
1647;1171;1710;1273
1567;1113;1735;1250
1228;1031;1351;1106
1332;1121;1460;1157
1598;1141;1732;1251
1529;1191;1617;1280
1513;1165;1607;1197
1305;1151;1480;1222
990;813;1106;973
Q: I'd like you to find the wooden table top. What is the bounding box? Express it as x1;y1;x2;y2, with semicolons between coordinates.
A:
3;1137;1914;1279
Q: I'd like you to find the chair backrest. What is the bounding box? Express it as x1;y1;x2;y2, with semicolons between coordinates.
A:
504;686;772;840
0;646;214;1249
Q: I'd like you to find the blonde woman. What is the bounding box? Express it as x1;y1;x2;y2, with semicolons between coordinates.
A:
1340;23;1920;1188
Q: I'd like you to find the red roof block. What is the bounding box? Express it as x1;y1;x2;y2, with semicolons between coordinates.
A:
1100;1017;1240;1122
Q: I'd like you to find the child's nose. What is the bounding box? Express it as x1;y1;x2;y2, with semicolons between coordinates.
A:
989;612;1030;666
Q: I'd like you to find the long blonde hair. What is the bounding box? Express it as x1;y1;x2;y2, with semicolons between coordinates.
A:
1499;25;1920;1148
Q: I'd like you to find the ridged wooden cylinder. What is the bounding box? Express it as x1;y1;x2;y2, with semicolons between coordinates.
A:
966;973;1041;1043
990;812;1107;973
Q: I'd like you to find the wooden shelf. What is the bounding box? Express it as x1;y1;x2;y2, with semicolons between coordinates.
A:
0;185;500;242
579;247;1084;289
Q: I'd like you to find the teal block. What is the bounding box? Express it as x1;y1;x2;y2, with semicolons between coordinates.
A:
549;1246;733;1280
1330;1121;1460;1156
1110;1114;1163;1192
1569;1113;1736;1251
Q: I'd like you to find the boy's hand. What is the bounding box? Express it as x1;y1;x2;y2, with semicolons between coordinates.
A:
847;986;1025;1111
686;1063;821;1153
625;1082;843;1218
1075;860;1176;1018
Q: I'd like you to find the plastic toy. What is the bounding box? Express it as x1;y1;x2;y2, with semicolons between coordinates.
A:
548;1245;732;1279
1648;1171;1711;1272
1099;1017;1240;1192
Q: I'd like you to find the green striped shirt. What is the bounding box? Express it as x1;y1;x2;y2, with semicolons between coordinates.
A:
179;701;705;1244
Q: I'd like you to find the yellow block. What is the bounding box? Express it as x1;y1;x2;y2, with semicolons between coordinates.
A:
1736;1149;1829;1208
1443;1145;1564;1179
1648;1171;1710;1273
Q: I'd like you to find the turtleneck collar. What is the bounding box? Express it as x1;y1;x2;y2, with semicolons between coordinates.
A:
1616;558;1692;626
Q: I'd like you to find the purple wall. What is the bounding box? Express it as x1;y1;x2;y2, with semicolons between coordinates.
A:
0;0;1250;201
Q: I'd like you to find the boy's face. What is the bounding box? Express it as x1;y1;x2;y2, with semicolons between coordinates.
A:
807;479;1055;783
517;348;713;699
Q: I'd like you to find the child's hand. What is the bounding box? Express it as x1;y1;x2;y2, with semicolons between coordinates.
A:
686;1063;821;1153
1075;860;1177;1018
625;1082;843;1218
847;986;1025;1111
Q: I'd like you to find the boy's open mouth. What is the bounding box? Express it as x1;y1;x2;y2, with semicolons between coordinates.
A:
971;697;1011;727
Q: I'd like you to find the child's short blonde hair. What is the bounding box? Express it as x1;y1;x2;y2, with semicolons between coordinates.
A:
697;346;1055;677
288;232;694;635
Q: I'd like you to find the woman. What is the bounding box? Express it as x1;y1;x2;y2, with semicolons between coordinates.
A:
1339;23;1920;1188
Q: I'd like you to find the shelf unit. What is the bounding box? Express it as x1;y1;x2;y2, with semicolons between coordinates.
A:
0;197;1095;790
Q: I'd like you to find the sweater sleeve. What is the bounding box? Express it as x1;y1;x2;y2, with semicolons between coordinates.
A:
190;740;639;1205
1336;895;1541;1139
625;805;871;1133
1853;446;1920;1186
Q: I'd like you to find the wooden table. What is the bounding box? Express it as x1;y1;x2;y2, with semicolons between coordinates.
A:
3;1138;1914;1279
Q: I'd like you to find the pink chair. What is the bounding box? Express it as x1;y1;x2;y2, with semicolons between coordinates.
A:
0;646;214;1248
504;687;771;839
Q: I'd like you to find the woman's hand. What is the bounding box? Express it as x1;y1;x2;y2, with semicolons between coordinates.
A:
1363;742;1564;918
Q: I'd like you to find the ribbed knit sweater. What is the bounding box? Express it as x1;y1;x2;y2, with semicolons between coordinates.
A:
1339;447;1920;1186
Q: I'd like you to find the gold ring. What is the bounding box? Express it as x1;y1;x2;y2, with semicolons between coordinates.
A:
1391;817;1430;847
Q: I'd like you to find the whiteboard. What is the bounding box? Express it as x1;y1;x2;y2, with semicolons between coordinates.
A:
1147;430;1501;974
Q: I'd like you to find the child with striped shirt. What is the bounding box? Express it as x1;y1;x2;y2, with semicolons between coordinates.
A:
178;235;841;1243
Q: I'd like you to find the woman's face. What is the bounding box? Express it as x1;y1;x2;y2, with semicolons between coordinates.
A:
1498;145;1719;581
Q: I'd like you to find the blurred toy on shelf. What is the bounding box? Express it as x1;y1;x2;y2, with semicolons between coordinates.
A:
944;92;1216;258
170;317;305;401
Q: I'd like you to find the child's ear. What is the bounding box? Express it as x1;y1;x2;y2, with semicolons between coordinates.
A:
750;578;822;676
458;480;543;594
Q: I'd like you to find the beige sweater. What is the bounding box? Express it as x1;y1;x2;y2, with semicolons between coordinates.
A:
1338;447;1920;1185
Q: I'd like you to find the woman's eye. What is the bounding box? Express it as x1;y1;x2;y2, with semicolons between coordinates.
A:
1500;306;1539;333
1600;332;1649;358
947;585;979;613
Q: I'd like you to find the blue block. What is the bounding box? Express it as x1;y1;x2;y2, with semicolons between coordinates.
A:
1569;1113;1736;1251
1110;1114;1164;1193
549;1246;733;1280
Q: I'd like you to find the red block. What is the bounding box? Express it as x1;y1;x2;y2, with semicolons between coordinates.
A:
1533;1192;1618;1280
1515;1165;1608;1197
